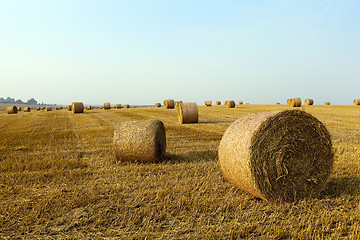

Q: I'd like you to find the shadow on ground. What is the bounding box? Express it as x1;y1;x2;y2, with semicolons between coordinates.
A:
165;151;218;163
321;175;360;198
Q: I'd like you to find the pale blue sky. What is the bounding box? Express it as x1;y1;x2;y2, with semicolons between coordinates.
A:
1;0;359;105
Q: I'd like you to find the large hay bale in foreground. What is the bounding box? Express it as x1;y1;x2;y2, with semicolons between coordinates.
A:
113;120;166;163
155;103;161;107
205;101;212;106
290;97;302;107
72;102;84;113
216;101;221;105
305;99;314;105
225;100;235;108
353;99;360;106
104;102;111;110
24;107;30;112
178;102;198;124
219;110;333;202
164;99;175;109
116;104;122;109
7;106;18;114
325;102;330;105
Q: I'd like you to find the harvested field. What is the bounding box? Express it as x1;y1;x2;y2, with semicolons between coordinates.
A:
0;104;359;239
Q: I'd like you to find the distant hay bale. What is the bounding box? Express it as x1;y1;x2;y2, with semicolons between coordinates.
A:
17;107;22;111
72;102;84;113
86;106;92;110
305;99;314;105
353;99;360;105
40;107;45;110
225;100;235;108
113;120;166;163
55;107;60;110
124;104;130;108
290;97;302;107
36;107;41;111
155;103;161;107
116;104;122;109
7;106;18;114
46;107;52;111
216;101;221;105
66;105;72;111
205;101;212;106
239;101;243;105
287;99;291;106
325;102;330;105
24;107;30;112
104;102;111;110
218;110;333;202
276;102;280;105
177;102;198;124
164;99;175;109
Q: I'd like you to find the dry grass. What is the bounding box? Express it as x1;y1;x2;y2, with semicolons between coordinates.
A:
0;104;359;239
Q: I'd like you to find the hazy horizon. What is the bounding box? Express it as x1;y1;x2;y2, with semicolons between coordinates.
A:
1;1;359;105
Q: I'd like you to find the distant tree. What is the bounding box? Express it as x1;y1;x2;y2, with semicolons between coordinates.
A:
27;98;37;105
15;99;23;104
0;97;5;103
6;97;15;103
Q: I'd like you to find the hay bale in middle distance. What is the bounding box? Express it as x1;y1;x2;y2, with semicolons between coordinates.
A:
24;107;30;112
219;110;333;202
205;101;212;106
104;102;111;110
216;101;221;105
72;102;84;113
155;103;161;107
116;104;122;109
113;120;166;163
325;102;330;105
164;99;175;109
290;97;302;107
305;99;314;105
178;102;198;124
225;100;235;108
7;106;18;114
46;107;52;111
353;99;360;106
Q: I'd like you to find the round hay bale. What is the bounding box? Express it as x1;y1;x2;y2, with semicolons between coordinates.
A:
225;100;235;108
113;120;166;163
66;105;72;111
164;99;175;109
72;102;84;113
40;107;45;110
205;101;212;106
116;104;122;109
305;99;314;105
104;102;111;110
36;107;41;111
24;107;30;112
17;107;22;111
175;101;183;109
287;99;291;106
353;99;360;106
290;97;302;107
177;102;198;124
325;102;330;105
124;104;130;108
86;106;92;110
239;101;243;105
7;106;18;114
216;101;221;105
155;103;161;107
218;110;333;202
46;107;52;111
276;102;280;105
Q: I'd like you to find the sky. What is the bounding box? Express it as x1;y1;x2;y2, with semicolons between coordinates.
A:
1;0;359;105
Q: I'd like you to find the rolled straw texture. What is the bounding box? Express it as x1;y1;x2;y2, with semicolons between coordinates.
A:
225;100;235;108
305;99;314;105
113;120;166;163
290;97;302;107
353;99;360;106
7;106;18;114
24;107;30;112
216;101;221;105
66;105;72;111
116;104;122;109
177;102;198;124
104;102;111;110
155;103;161;107
218;110;333;202
164;99;175;109
205;101;212;106
72;102;84;113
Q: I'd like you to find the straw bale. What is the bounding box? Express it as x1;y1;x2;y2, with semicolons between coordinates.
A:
325;102;330;105
155;103;161;107
86;106;92;110
17;107;22;111
287;99;291;106
177;102;198;124
24;107;30;112
124;104;130;108
7;106;18;114
218;110;333;202
290;97;302;107
36;107;41;111
40;107;45;110
353;99;360;105
205;101;212;106
66;105;72;111
276;102;280;105
305;99;314;105
116;104;122;109
104;102;111;110
175;101;183;109
164;99;175;109
239;101;243;105
225;100;235;108
113;120;166;163
216;101;221;105
72;102;84;113
46;107;52;111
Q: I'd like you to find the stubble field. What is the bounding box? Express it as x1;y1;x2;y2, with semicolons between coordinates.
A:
0;104;359;239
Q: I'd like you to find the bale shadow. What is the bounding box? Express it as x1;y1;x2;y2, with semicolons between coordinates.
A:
320;175;360;198
165;151;218;163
